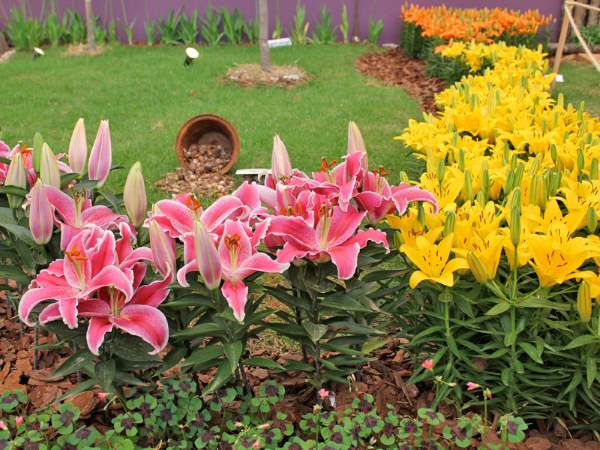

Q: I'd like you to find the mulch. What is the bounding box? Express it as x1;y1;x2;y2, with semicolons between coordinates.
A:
355;48;446;115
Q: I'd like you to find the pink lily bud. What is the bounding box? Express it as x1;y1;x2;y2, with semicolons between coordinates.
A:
40;143;61;188
29;181;54;245
88;120;112;187
15;416;24;426
271;135;292;181
68;118;87;173
149;219;176;279
194;220;221;290
347;121;366;154
5;152;27;209
124;162;147;227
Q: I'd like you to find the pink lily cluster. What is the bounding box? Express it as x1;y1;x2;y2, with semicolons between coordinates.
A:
19;120;171;356
146;122;437;322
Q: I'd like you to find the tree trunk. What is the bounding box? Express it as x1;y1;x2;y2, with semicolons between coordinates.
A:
85;0;96;51
0;32;8;55
258;0;271;72
352;0;360;41
589;0;600;26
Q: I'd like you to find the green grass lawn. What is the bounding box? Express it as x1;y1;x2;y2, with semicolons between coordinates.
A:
0;45;423;202
556;61;600;118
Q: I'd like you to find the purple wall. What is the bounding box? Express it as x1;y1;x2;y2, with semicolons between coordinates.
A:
0;1;562;44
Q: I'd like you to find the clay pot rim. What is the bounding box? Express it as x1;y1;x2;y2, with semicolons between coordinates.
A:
175;114;240;176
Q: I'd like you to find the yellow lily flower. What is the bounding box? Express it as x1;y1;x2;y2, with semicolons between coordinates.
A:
528;222;595;286
400;234;469;288
454;232;505;282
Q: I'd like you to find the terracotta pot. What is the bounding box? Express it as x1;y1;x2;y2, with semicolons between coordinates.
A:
175;114;240;175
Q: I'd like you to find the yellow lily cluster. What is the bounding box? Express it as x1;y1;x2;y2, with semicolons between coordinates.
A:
392;41;600;322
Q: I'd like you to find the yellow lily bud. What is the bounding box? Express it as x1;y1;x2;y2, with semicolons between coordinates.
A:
590;159;598;180
510;189;521;248
437;160;445;184
533;175;547;210
417;203;426;226
467;251;490;283
587;208;597;234
481;162;490;203
578;149;585;173
577;282;592;323
463;170;473;201
443;211;455;237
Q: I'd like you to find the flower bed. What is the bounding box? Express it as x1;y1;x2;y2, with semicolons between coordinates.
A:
393;41;600;427
400;4;552;84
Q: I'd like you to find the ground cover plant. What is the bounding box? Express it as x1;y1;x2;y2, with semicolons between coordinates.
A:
392;41;600;429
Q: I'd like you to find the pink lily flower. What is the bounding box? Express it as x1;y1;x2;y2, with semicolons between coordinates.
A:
356;171;439;223
78;274;171;355
88;120;112;187
19;228;134;329
268;205;388;279
29;180;54;245
217;220;289;321
44;185;127;249
311;151;365;212
151;192;248;239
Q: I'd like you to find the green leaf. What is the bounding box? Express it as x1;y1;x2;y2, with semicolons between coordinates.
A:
0;265;30;285
564;335;598;350
519;297;571;311
95;359;116;391
0;223;36;246
244;357;285;372
586;357;597;388
52;351;95;379
320;293;375;313
54;379;97;404
0;186;28;197
223;341;243;373
182;344;224;367
203;360;233;395
518;342;543;364
111;334;160;362
284;359;315;372
60;172;80;188
564;370;582;394
302;321;328;343
362;337;389;353
172;322;224;339
485;302;511;316
158;346;187;374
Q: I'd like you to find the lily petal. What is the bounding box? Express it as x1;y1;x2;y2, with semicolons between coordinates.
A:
112;304;169;355
221;280;249;322
86;317;113;355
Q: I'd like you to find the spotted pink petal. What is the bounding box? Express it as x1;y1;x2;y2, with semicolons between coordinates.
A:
236;252;290;280
275;241;310;264
44;185;76;225
221;280;249;322
177;260;198;287
348;228;389;250
268;216;316;249
80;205;123;228
58;298;79;329
128;275;171;307
201;195;246;230
86;317;114;355
327;242;361;279
112;304;169;355
19;287;77;327
84;265;133;302
233;181;261;212
325;206;365;248
78;299;111;317
38;304;62;324
89;231;117;276
154;199;194;237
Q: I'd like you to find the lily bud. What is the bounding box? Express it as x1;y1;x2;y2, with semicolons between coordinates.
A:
550;143;558;165
577;282;592;323
40;143;61;188
417;203;426;226
590;159;598;180
124;162;147;228
32;132;43;173
347;121;366;154
443;211;455;237
271;135;292;181
587;208;597;234
88;120;112;187
458;149;465;171
436;160;445;183
194;220;221;290
510;189;521;248
5;152;27;209
463;170;473;201
578;149;585;173
149;219;176;279
467;251;490;283
68;118;87;174
481;162;489;203
29;181;53;245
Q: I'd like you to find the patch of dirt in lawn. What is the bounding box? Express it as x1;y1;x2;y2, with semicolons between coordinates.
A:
356;49;446;114
0;50;16;64
63;44;107;57
225;64;309;88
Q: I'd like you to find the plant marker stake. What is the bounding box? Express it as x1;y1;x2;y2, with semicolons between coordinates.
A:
32;47;45;60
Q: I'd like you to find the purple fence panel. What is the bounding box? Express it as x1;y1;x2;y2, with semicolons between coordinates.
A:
0;1;562;44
